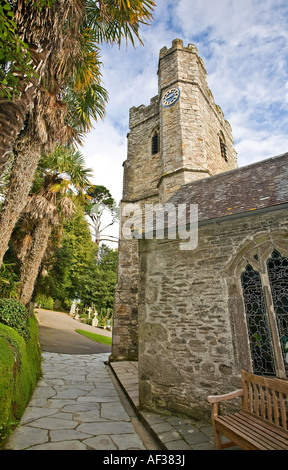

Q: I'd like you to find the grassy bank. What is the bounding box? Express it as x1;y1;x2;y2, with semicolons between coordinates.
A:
0;315;42;447
76;329;112;346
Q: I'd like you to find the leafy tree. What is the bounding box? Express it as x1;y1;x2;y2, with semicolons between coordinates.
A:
77;244;118;312
0;262;20;299
35;203;97;305
85;185;119;247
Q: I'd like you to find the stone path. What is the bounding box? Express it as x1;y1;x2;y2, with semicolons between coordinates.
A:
110;362;217;450
4;352;152;450
3;309;227;451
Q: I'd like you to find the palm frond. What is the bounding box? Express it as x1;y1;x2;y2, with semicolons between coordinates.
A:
85;0;155;47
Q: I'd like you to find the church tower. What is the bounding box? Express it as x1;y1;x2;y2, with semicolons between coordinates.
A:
158;39;237;202
111;39;238;361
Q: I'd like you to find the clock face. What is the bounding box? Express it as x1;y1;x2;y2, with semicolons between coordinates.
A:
161;87;180;107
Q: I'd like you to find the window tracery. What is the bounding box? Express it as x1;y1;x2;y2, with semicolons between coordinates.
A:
241;248;288;378
241;264;276;376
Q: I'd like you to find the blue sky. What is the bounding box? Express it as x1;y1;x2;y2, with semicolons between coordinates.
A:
82;0;288;207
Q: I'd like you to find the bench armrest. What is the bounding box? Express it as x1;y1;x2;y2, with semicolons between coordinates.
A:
207;389;244;404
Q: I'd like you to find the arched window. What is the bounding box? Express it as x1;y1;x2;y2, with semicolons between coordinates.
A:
151;130;159;155
241;264;276;376
241;249;288;378
219;131;228;162
267;250;288;376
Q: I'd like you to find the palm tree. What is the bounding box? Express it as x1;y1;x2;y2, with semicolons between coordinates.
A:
0;0;85;171
0;0;155;171
0;30;108;268
0;0;155;269
17;146;93;306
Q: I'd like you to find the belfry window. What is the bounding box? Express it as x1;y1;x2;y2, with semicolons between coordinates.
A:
241;249;288;378
219;131;228;162
151;130;159;155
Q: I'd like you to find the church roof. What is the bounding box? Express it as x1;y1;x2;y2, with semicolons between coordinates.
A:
167;152;288;225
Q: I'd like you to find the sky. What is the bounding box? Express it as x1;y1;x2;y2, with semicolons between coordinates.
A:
81;0;288;242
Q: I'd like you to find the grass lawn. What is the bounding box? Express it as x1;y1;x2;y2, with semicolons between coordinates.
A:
75;329;112;346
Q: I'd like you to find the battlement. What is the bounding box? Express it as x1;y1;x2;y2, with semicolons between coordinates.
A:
159;39;207;76
159;38;198;57
129;95;159;130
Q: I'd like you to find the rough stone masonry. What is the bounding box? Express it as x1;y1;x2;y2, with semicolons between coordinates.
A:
111;39;288;420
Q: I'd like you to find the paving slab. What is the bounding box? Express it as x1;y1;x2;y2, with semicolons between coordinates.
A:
3;309;237;452
109;361;217;451
3;352;147;451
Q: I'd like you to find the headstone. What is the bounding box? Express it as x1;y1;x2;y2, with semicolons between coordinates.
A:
75;305;80;319
92;310;98;327
70;300;76;316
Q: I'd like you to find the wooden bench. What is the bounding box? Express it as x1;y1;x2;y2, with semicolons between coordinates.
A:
207;370;288;450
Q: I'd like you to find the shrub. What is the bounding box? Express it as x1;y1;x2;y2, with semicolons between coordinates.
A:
0;316;42;447
34;294;54;310
0;299;30;340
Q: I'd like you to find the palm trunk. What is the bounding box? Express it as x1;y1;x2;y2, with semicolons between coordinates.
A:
0;135;41;267
0;48;48;172
19;217;52;306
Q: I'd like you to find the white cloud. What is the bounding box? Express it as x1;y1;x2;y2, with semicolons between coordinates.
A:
235;134;288;167
81;119;126;204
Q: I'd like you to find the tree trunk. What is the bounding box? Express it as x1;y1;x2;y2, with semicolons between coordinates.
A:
0;135;41;267
19;216;52;306
0;47;48;172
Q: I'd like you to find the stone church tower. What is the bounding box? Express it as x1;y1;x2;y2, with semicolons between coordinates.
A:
111;39;238;361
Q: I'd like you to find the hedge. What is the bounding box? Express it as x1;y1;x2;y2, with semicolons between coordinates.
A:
0;315;42;447
0;299;30;340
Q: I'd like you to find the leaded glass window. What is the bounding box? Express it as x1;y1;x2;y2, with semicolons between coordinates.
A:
241;264;276;376
267;250;288;376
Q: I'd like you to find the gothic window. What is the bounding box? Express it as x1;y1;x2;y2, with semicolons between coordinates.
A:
241;249;288;378
151;130;159;155
241;264;276;376
267;250;288;376
219;131;228;162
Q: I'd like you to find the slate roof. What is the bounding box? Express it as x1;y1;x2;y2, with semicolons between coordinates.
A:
167;152;288;225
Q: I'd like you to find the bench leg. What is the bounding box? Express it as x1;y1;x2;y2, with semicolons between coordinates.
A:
211;403;223;450
212;422;223;450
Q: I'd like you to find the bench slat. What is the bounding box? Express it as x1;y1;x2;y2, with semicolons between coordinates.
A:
215;416;267;450
280;392;287;431
234;413;288;449
220;415;286;450
217;414;288;450
238;412;288;445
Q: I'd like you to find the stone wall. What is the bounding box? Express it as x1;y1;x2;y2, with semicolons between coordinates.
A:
112;39;238;361
137;208;288;420
111;94;161;360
